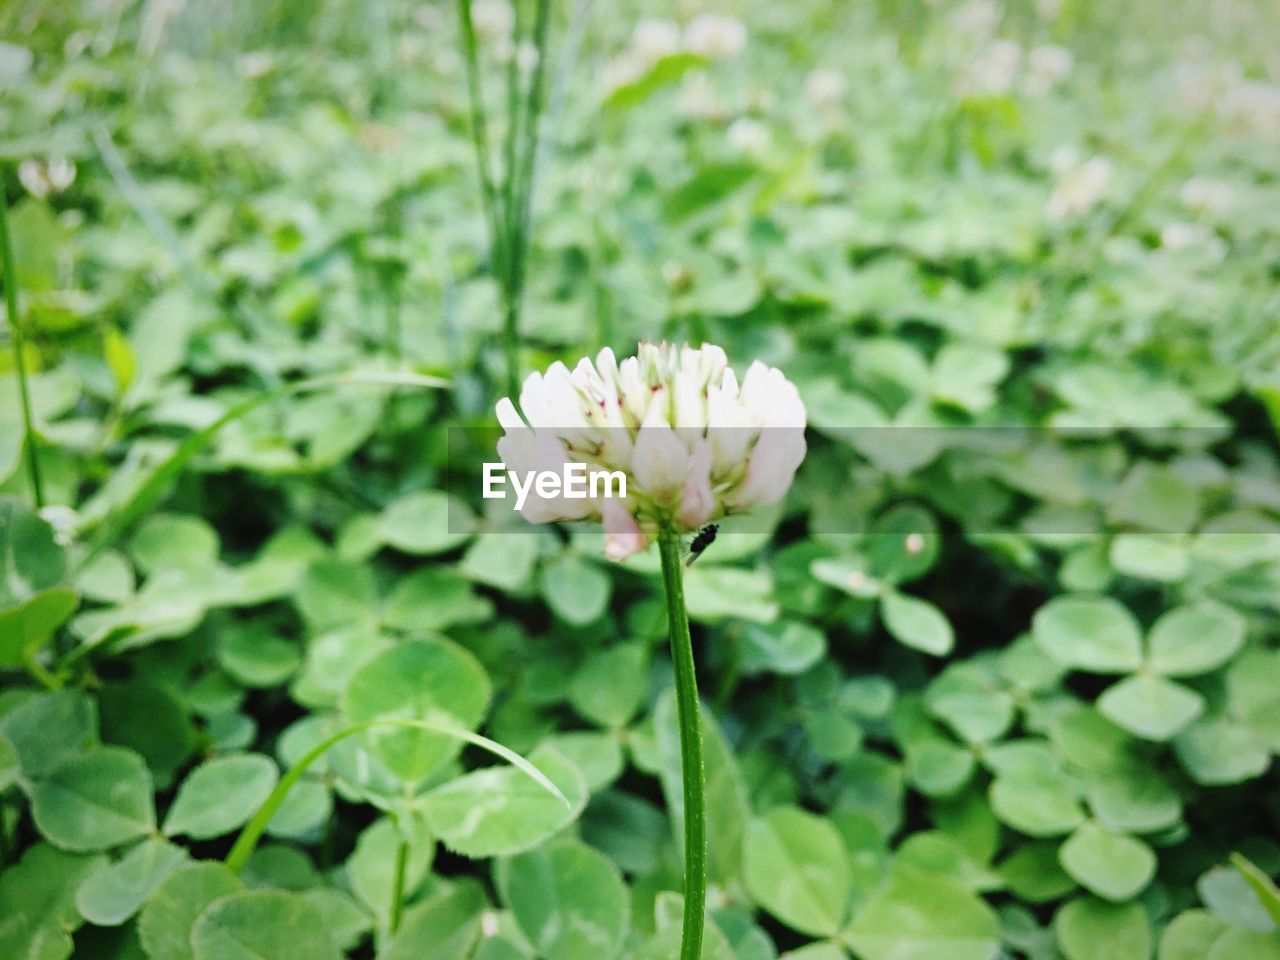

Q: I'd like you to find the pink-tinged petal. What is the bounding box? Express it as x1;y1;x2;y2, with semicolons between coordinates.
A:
603;500;647;561
730;426;807;508
677;441;716;529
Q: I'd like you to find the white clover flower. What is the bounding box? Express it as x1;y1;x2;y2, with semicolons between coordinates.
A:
494;38;539;72
1179;177;1233;215
684;14;748;60
469;0;515;40
957;39;1022;97
678;71;724;120
601;53;648;96
495;343;807;560
39;505;79;547
805;67;847;108
727;117;770;154
1160;222;1201;250
1048;144;1079;175
1047;155;1112;219
950;0;1000;39
1035;0;1062;21
1220;79;1280;140
236;51;273;79
18;157;76;199
1025;44;1073;95
632;18;682;65
1159;222;1225;260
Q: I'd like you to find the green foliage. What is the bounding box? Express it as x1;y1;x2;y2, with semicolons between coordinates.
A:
188;889;340;960
499;840;630;960
30;747;155;851
744;806;851;936
138;863;244;960
162;754;279;840
2;0;1280;956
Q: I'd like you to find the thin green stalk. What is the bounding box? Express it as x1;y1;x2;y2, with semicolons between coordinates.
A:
0;800;10;866
503;0;554;399
23;647;63;691
500;0;525;274
457;0;508;274
76;371;446;569
0;188;45;508
657;525;707;960
457;0;517;397
512;0;553;254
389;837;409;933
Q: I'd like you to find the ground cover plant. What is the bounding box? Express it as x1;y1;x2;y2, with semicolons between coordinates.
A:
3;0;1280;958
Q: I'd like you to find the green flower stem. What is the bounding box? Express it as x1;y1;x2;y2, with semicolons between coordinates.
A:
456;0;554;400
657;525;707;960
389;837;409;934
0;185;44;509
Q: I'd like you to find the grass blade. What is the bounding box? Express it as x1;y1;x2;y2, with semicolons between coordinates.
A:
78;370;446;566
0;182;45;508
224;717;570;873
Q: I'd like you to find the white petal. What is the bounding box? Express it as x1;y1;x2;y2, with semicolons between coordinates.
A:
730;426;806;508
495;396;527;432
631;399;691;499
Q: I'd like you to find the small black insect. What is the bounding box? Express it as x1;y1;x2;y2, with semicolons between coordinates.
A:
686;523;719;566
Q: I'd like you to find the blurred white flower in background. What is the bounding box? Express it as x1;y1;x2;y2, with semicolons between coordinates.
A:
684;14;748;60
494;37;539;72
236;51;274;79
603;13;747;102
727;117;770;154
18;157;76;199
1220;78;1280;140
957;39;1021;96
1048;145;1079;175
1180;177;1233;215
470;0;515;41
1047;154;1112;219
413;6;443;29
601;54;647;96
805;68;847;108
632;18;682;63
1035;0;1063;21
950;0;1000;39
1160;222;1202;249
678;71;725;120
1160;221;1227;261
1025;44;1073;95
495;343;807;560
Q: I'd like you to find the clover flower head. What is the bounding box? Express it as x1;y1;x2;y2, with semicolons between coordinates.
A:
18;157;76;199
727;117;770;154
495;342;807;560
684;14;748;60
805;68;847;107
1179;177;1232;215
1047;155;1112;219
678;71;724;121
632;18;682;65
1025;44;1073;95
470;0;515;41
958;39;1022;97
